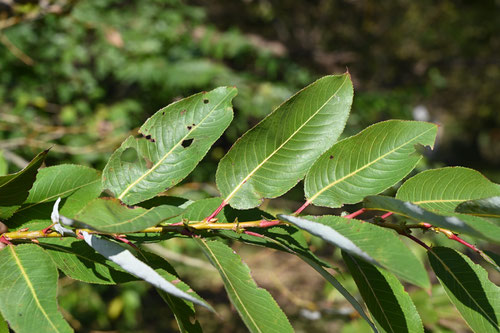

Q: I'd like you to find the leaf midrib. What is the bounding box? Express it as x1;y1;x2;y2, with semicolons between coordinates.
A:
199;239;262;333
117;89;234;201
223;75;349;204
308;127;434;204
429;249;498;329
9;246;61;332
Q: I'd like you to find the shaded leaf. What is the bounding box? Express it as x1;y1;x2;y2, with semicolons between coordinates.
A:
0;244;72;333
0;150;47;218
217;74;353;209
305;120;437;208
0;311;8;333
103;86;237;205
456;196;500;223
364;195;500;243
81;231;212;310
396;167;500;214
196;239;293;333
75;198;183;233
279;214;429;288
0;150;7;176
343;251;424;333
428;247;500;332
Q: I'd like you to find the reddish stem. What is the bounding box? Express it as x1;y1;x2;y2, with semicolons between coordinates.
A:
259;219;280;228
344;208;366;219
244;231;265;238
380;212;393;219
405;234;430;250
205;200;227;221
41;223;55;235
448;234;480;253
293;200;310;215
0;235;13;246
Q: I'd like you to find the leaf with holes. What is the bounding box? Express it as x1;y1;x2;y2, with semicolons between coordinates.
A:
428;247;500;332
74;198;183;233
396;167;500;214
279;214;430;288
304;120;437;209
456;196;500;223
0;150;48;219
364;195;500;243
103;86;237;205
196;239;293;333
0;244;72;333
216;74;353;209
343;251;424;333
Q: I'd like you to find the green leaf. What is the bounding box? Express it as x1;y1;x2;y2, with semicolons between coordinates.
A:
0;150;48;218
456;196;500;223
428;247;500;333
196;239;293;333
14;164;101;218
39;238;135;284
343;251;424;333
0;244;72;333
304;120;437;208
364;195;500;242
396;167;500;214
216;74;353;209
0;311;8;333
0;150;7;176
74;198;183;233
103;86;237;205
279;214;430;288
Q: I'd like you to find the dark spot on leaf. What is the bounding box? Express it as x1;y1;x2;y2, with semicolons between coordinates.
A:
135;133;144;139
120;147;138;163
144;157;154;169
127;204;136;209
162;112;165;115
180;109;187;115
187;125;192;130
203;99;209;104
145;135;151;140
181;138;194;148
329;155;334;159
150;138;155;142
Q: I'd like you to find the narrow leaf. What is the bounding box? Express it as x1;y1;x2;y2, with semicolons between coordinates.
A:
196;239;293;333
0;150;47;218
103;86;237;205
0;244;72;333
216;74;353;209
279;214;430;288
343;251;424;333
305;120;437;208
456;196;500;223
364;195;500;242
396;167;500;214
428;247;500;332
81;231;212;310
75;198;183;233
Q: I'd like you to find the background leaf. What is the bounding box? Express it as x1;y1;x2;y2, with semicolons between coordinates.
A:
0;311;8;333
0;150;48;219
396;167;500;214
0;244;72;333
343;251;424;333
75;198;183;233
196;239;293;333
364;195;500;243
279;214;430;288
304;120;437;208
103;86;237;205
428;247;500;332
456;196;500;223
216;74;353;209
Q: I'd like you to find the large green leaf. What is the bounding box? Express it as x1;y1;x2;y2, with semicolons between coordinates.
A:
0;150;48;218
396;167;500;213
279;214;430;288
14;164;101;218
39;238;134;284
216;74;353;209
103;86;237;205
456;196;500;223
196;239;293;333
0;244;72;333
428;247;500;332
0;312;7;333
364;195;500;243
304;120;437;208
74;198;183;233
343;251;424;333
